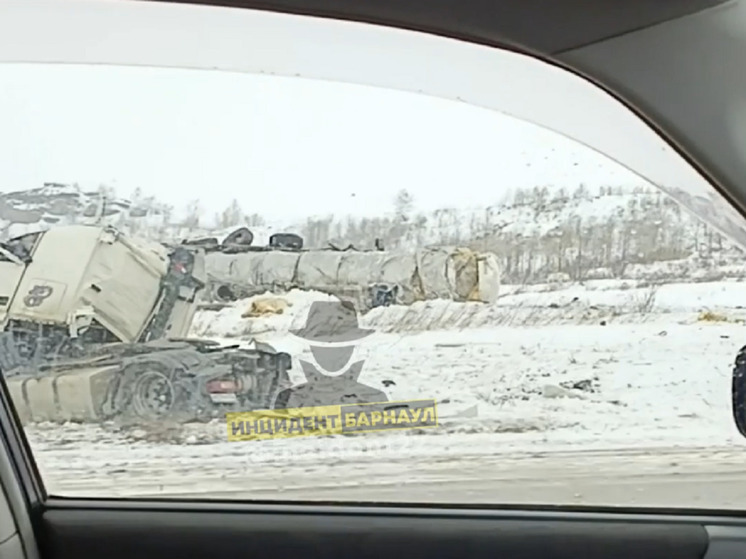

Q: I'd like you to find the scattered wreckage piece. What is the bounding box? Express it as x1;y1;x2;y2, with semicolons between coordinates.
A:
269;233;303;251
0;224;292;425
182;226;256;254
241;296;292;318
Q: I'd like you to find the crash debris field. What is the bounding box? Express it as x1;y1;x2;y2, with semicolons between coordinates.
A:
20;278;746;506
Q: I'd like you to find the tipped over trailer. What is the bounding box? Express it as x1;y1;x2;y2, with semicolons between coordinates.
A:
0;225;291;425
199;233;502;312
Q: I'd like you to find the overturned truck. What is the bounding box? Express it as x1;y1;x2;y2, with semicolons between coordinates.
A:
0;225;292;425
201;233;501;311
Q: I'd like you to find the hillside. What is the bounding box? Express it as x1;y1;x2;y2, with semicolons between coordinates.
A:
0;182;172;239
1;181;744;285
298;184;746;283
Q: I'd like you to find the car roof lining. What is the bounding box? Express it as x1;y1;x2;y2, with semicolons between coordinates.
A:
150;0;729;54
144;0;746;245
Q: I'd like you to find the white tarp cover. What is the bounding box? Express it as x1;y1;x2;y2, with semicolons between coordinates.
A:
477;253;501;303
337;252;388;287
295;251;344;287
246;251;298;286
378;254;418;303
207;252;298;286
205;247;500;304
448;248;479;301
415;248;453;300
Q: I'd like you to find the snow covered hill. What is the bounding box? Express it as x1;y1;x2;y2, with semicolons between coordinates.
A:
296;184;746;283
2;181;745;285
0;182;171;240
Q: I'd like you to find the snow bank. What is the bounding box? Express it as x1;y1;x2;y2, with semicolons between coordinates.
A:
23;280;746;498
190;289;339;339
192;280;746;339
499;280;746;314
26;318;746;488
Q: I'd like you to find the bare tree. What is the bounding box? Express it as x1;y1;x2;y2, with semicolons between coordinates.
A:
220;199;244;228
184;199;203;231
393;189;414;222
245;213;266;227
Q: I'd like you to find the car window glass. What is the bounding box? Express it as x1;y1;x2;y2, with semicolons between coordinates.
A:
1;62;744;508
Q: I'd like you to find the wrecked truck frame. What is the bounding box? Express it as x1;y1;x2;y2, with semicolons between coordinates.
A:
0;225;292;424
186;230;410;312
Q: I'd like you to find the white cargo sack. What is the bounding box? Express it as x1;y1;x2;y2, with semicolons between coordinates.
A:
476;252;500;303
247;251;299;287
295;251;345;288
205;247;500;304
337;252;388;286
379;254;418;304
415;248;453;300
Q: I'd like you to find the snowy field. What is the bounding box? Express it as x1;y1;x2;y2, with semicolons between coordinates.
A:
20;279;746;508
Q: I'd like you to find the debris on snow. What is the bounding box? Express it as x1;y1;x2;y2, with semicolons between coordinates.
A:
241;296;292;318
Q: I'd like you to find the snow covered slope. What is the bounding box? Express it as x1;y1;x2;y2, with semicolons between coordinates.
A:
296;184;746;284
3;181;744;286
0;182;170;239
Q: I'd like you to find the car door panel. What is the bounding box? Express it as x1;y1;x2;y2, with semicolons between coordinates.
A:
39;505;710;559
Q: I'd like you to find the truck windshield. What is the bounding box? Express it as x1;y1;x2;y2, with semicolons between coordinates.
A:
0;232;40;263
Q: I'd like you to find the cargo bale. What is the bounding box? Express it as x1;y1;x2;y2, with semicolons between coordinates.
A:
415;247;453;300
296;251;345;287
379;253;419;303
248;251;300;287
475;252;500;303
447;248;479;301
337;252;388;286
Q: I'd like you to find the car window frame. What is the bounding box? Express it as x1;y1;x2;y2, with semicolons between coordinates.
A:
0;0;741;517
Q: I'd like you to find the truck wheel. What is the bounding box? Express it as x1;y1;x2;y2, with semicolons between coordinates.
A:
131;369;175;420
114;361;179;422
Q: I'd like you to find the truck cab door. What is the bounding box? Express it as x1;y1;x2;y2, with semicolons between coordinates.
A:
163;249;206;339
0;251;28;327
0;233;42;326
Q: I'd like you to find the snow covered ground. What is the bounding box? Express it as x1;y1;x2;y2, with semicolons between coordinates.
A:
192;278;746;337
19;279;746;508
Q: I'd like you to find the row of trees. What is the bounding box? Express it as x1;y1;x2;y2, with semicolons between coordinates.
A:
5;182;742;284
165;184;741;285
297;184;744;283
95;185;418;236
89;186;267;232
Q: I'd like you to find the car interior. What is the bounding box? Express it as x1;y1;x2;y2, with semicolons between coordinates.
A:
1;1;746;559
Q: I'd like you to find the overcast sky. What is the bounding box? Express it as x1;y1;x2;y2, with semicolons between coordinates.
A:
0;63;645;224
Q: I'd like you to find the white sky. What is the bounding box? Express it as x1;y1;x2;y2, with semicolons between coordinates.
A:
0;63;645;224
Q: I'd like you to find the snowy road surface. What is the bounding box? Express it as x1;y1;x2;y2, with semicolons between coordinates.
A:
21;297;746;509
34;445;746;509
